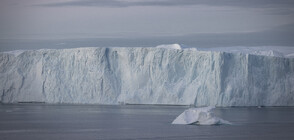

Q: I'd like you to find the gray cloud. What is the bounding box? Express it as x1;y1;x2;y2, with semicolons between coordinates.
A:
269;23;294;32
264;8;294;15
37;0;294;8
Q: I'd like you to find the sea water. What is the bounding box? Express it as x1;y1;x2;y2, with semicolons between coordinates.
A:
1;104;294;140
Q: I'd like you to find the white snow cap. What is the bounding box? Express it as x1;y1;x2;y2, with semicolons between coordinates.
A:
156;44;182;50
172;106;231;125
2;50;25;57
155;44;294;58
195;46;294;58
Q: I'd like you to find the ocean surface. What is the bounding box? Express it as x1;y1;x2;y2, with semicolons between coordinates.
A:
2;32;294;52
1;104;294;140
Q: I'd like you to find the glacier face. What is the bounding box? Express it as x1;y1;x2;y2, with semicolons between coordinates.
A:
0;47;294;106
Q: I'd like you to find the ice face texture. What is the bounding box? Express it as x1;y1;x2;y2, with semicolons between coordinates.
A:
1;46;294;106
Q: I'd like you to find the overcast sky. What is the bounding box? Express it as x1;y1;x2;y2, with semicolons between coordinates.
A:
0;0;294;50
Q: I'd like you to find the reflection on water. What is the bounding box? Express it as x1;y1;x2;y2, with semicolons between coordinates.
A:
1;104;294;140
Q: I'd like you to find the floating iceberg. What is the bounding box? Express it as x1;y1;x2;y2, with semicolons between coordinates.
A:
0;45;294;106
172;106;231;125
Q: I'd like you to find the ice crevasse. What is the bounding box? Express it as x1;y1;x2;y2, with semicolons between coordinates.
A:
0;45;294;106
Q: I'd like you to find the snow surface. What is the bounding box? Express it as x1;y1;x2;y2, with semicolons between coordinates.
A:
156;44;182;50
1;45;294;106
188;46;294;58
172;106;231;125
2;50;25;57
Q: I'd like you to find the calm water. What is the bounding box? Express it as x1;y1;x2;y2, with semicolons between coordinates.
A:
2;32;294;52
0;104;294;140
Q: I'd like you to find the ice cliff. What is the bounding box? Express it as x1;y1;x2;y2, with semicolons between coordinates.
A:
1;45;294;106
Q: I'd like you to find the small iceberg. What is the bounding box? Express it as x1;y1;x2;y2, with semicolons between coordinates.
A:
172;106;231;125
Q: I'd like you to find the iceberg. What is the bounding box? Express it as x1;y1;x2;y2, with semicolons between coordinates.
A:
0;44;294;106
172;106;231;125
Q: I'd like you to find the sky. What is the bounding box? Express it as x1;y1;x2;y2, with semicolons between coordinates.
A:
0;0;294;51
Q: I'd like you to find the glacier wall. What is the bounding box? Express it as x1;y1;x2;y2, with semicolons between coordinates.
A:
1;47;294;106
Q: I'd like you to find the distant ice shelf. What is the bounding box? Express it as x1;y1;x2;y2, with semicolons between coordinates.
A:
1;44;294;106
